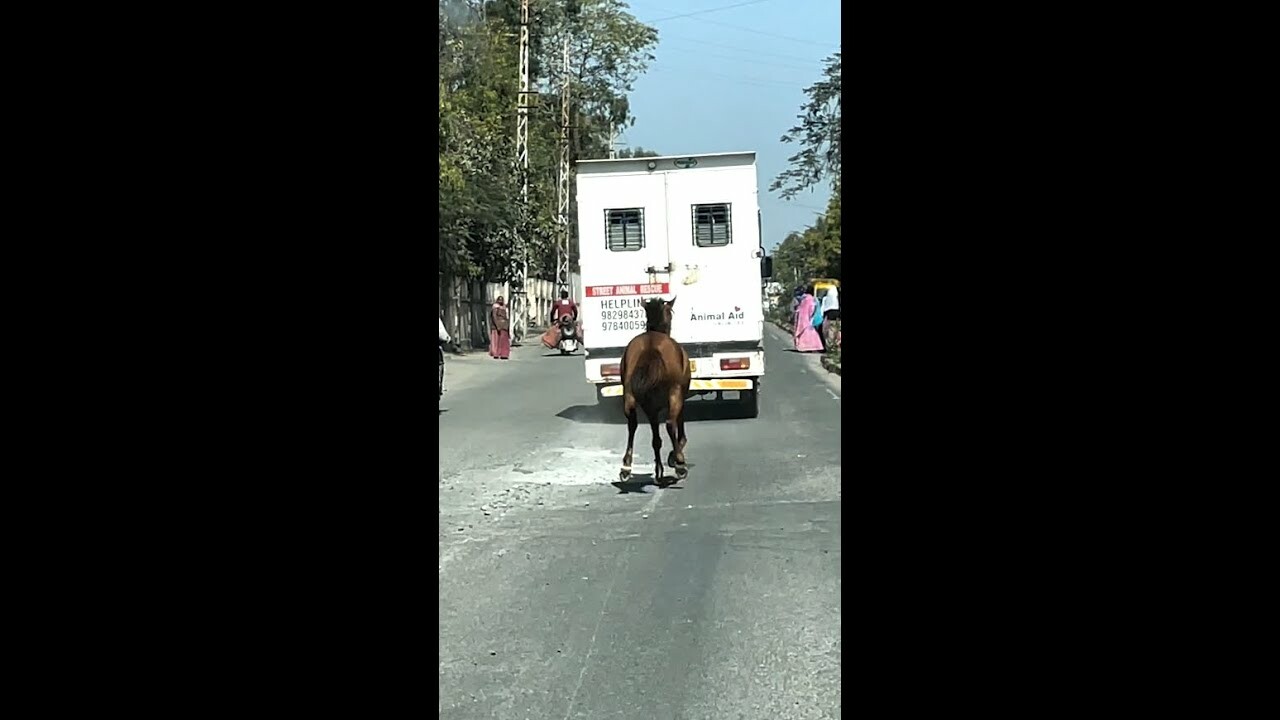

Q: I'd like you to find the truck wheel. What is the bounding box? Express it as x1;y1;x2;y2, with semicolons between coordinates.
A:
741;389;759;418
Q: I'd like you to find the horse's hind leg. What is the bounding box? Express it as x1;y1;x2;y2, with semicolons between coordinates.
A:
650;418;665;484
680;378;690;453
666;388;689;480
620;394;638;481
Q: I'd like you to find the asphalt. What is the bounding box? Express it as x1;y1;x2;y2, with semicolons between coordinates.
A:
439;324;841;719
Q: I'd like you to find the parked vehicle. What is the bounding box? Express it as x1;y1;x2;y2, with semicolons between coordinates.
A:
811;278;840;296
575;151;773;417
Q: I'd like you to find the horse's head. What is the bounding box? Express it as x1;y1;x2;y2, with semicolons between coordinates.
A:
643;296;677;333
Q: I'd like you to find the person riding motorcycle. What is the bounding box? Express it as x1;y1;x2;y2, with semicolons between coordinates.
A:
542;290;580;353
550;290;578;325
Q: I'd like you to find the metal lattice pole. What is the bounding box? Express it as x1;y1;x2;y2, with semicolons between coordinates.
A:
556;36;571;297
511;0;532;344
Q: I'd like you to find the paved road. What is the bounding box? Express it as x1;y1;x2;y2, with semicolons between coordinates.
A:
439;324;841;719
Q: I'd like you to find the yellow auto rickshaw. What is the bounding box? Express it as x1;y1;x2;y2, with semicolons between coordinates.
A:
811;278;840;296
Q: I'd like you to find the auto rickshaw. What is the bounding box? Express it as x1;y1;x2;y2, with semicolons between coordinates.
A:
811;278;840;297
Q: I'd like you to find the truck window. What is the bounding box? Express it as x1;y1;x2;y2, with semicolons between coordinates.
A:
692;203;732;247
605;208;645;251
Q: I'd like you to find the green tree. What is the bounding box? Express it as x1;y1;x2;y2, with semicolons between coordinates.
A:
768;50;841;294
439;5;525;282
771;192;841;290
615;146;660;158
440;0;657;283
770;51;841;201
521;0;658;162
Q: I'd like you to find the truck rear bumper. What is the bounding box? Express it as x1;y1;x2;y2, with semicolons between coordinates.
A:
586;348;765;385
598;377;756;398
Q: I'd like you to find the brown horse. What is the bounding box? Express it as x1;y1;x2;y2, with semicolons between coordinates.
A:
619;297;691;486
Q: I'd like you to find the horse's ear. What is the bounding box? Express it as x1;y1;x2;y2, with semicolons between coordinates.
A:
666;295;677;307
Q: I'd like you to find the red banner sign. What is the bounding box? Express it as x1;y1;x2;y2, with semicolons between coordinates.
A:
585;283;670;297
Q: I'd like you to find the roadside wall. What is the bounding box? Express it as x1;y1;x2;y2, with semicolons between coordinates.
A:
439;272;581;350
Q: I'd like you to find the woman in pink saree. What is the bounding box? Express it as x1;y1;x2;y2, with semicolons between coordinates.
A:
793;286;824;352
489;296;511;360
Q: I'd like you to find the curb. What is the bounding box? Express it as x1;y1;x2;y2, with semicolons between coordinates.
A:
820;355;842;376
773;319;841;376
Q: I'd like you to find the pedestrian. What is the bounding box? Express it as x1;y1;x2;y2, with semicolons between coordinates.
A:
814;288;828;352
489;295;511;360
818;285;840;352
792;285;824;353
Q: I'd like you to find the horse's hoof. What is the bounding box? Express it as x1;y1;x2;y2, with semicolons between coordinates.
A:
619;468;631;481
675;465;688;480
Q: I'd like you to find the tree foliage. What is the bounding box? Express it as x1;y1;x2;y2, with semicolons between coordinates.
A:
614;146;660;158
767;50;841;304
771;192;841;289
439;0;657;284
769;51;841;201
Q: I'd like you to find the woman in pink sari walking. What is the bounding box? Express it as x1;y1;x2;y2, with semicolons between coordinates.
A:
489;295;511;360
792;285;824;353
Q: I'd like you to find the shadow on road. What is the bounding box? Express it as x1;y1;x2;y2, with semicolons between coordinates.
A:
557;397;752;424
541;352;581;357
610;475;686;493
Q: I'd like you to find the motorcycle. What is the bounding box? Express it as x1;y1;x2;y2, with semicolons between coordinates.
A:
557;315;579;355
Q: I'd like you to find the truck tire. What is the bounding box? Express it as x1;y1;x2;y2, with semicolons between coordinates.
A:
741;388;759;418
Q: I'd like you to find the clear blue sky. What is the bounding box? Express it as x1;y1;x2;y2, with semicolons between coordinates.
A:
620;0;841;252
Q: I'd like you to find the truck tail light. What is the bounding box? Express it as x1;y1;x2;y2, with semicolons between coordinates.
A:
719;357;751;371
601;363;621;376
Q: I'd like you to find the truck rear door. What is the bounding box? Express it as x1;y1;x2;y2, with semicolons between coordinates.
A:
662;169;763;347
581;172;672;353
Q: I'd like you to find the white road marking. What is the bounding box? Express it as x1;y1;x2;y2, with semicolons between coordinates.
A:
826;388;839;400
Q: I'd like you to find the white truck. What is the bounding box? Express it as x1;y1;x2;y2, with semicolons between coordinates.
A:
575;151;771;418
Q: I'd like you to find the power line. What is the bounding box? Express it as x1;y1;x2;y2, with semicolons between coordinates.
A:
657;44;817;72
783;201;829;212
645;3;839;48
647;0;779;23
643;65;808;90
646;65;801;87
658;35;826;65
682;16;837;47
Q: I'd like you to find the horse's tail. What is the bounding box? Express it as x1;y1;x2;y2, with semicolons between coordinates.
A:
627;345;665;412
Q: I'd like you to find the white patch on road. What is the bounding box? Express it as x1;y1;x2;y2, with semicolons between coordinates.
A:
826;388;840;400
641;485;663;516
438;536;480;574
508;448;624;486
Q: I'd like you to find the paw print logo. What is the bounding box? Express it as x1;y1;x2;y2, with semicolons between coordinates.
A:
734;306;741;312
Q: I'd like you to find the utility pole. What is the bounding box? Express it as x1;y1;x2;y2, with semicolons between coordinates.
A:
511;0;532;343
556;36;571;297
